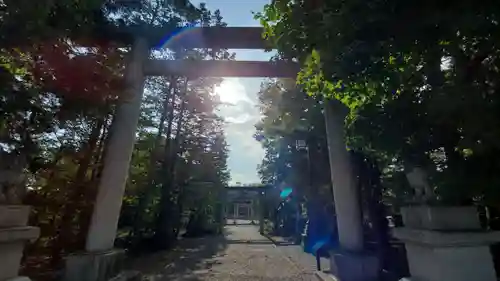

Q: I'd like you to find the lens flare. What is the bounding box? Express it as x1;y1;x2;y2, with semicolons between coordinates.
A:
154;23;203;50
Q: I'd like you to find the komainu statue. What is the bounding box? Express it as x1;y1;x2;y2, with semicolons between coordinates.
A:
0;149;27;204
405;166;435;204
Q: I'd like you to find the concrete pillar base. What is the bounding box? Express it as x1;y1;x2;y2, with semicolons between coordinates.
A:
5;277;32;281
328;250;380;281
394;206;500;281
63;249;125;281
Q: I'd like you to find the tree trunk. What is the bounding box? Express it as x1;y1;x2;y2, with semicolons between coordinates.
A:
23;146;66;264
90;111;113;182
166;94;188;239
76;114;109;249
154;78;187;248
51;117;102;266
130;78;176;241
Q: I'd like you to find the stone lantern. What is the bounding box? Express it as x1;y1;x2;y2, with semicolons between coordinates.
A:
0;151;39;281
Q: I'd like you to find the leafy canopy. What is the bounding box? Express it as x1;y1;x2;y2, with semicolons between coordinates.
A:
256;0;500;204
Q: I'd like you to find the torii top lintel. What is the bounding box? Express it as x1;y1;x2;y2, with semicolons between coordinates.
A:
129;26;299;78
226;185;272;189
140;27;299;78
149;27;271;50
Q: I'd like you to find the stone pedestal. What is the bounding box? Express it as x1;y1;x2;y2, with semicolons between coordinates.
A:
393;206;500;281
0;205;39;281
63;250;125;281
328;250;379;281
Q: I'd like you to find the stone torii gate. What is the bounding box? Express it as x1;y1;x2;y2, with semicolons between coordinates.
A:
224;184;272;232
63;27;375;281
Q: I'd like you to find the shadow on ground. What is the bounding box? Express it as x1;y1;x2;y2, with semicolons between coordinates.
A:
126;229;231;281
261;233;297;247
225;240;274;245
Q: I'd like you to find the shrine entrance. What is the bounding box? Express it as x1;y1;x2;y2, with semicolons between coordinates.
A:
83;27;298;254
224;184;272;229
61;26;371;281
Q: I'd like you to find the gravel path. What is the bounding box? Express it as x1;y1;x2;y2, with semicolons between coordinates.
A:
129;225;319;281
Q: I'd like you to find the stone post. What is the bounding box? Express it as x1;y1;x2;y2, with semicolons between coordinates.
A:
259;191;265;234
250;200;254;220
63;37;149;281
323;99;378;281
394;206;500;281
218;189;226;232
324;99;363;251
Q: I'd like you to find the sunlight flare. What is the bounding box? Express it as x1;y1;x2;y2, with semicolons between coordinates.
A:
214;79;247;105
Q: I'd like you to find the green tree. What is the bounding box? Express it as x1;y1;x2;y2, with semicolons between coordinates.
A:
254;78;335;240
256;0;500;206
0;0;231;277
256;79;331;199
110;2;235;250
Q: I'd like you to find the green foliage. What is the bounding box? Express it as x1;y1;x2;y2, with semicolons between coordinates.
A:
114;2;233;250
0;0;232;277
257;0;500;206
255;78;332;203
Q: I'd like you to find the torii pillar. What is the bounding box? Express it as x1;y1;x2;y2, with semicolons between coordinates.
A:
323;98;379;281
63;37;149;281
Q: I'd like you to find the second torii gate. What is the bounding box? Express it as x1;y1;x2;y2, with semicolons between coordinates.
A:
224;184;273;232
67;27;377;281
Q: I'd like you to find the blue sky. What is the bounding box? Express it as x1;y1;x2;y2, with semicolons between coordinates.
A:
191;0;273;184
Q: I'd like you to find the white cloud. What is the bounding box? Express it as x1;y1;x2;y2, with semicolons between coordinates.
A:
214;78;265;185
230;173;252;185
217;101;257;124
